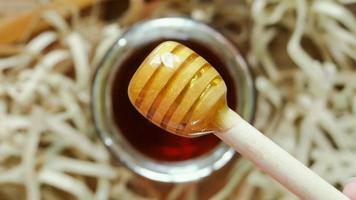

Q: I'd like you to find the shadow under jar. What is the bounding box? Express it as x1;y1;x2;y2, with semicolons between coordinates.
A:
92;17;255;183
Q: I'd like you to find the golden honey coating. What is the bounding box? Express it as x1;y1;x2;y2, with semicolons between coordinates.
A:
128;41;227;137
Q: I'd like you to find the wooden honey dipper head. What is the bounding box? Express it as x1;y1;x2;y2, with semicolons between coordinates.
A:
128;41;228;137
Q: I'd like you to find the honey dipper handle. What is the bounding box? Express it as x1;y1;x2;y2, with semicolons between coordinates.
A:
214;108;349;200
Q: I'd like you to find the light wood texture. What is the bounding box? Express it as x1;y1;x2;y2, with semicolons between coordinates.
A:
128;41;348;199
0;0;95;44
214;108;349;200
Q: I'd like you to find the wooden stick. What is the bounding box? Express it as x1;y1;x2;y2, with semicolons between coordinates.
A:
0;0;95;44
214;108;349;200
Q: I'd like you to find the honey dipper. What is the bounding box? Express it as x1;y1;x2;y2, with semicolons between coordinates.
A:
128;41;348;200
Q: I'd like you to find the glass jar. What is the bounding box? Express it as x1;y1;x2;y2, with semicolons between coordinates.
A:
91;17;255;183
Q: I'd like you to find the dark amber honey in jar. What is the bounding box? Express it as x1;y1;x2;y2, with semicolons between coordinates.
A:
111;39;237;162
